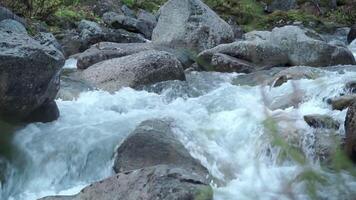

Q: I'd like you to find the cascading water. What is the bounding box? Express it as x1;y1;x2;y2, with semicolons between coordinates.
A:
1;46;356;200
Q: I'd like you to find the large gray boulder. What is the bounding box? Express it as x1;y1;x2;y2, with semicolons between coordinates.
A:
197;40;288;71
40;165;213;200
103;12;153;39
73;42;194;70
114;119;210;179
81;50;185;92
198;26;355;71
271;26;356;67
152;0;234;52
0;30;64;122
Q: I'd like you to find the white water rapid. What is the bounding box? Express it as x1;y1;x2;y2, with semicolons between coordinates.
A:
1;46;356;200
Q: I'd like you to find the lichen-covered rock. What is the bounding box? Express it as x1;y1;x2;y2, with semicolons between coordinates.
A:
81;50;185;92
152;0;234;52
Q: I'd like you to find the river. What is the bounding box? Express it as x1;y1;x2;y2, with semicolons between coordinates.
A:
1;44;356;200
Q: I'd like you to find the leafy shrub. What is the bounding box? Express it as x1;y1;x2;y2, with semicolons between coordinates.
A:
1;0;63;20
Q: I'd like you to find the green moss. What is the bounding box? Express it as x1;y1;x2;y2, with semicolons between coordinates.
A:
194;186;213;200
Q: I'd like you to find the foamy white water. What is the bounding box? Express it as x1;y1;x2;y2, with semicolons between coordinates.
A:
2;68;356;200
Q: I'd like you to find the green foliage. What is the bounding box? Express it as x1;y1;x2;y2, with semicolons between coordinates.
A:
263;116;356;199
1;0;63;20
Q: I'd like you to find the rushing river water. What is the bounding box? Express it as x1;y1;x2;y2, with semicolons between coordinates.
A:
1;44;356;200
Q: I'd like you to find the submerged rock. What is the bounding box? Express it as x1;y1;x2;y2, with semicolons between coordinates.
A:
81;50;185;92
113;119;210;178
304;114;340;130
40;165;213;200
327;95;356;111
152;0;234;52
345;102;356;162
0;30;64;122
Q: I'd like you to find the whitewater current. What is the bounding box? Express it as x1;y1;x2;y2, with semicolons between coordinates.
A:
1;45;356;200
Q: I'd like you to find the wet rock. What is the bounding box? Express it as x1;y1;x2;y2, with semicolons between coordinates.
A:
271;26;355;67
209;53;256;73
327;95;356;111
0;156;8;185
304;114;340;130
73;42;194;70
81;50;185;92
271;66;325;87
103;12;153;39
232;67;286;86
345;102;356;162
345;81;356;93
0;6;26;25
152;0;234;52
197;40;288;70
266;0;297;12
114;119;210;179
0;30;64;122
40;165;213;200
57;70;94;101
24;100;59;123
0;19;27;34
347;24;356;44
